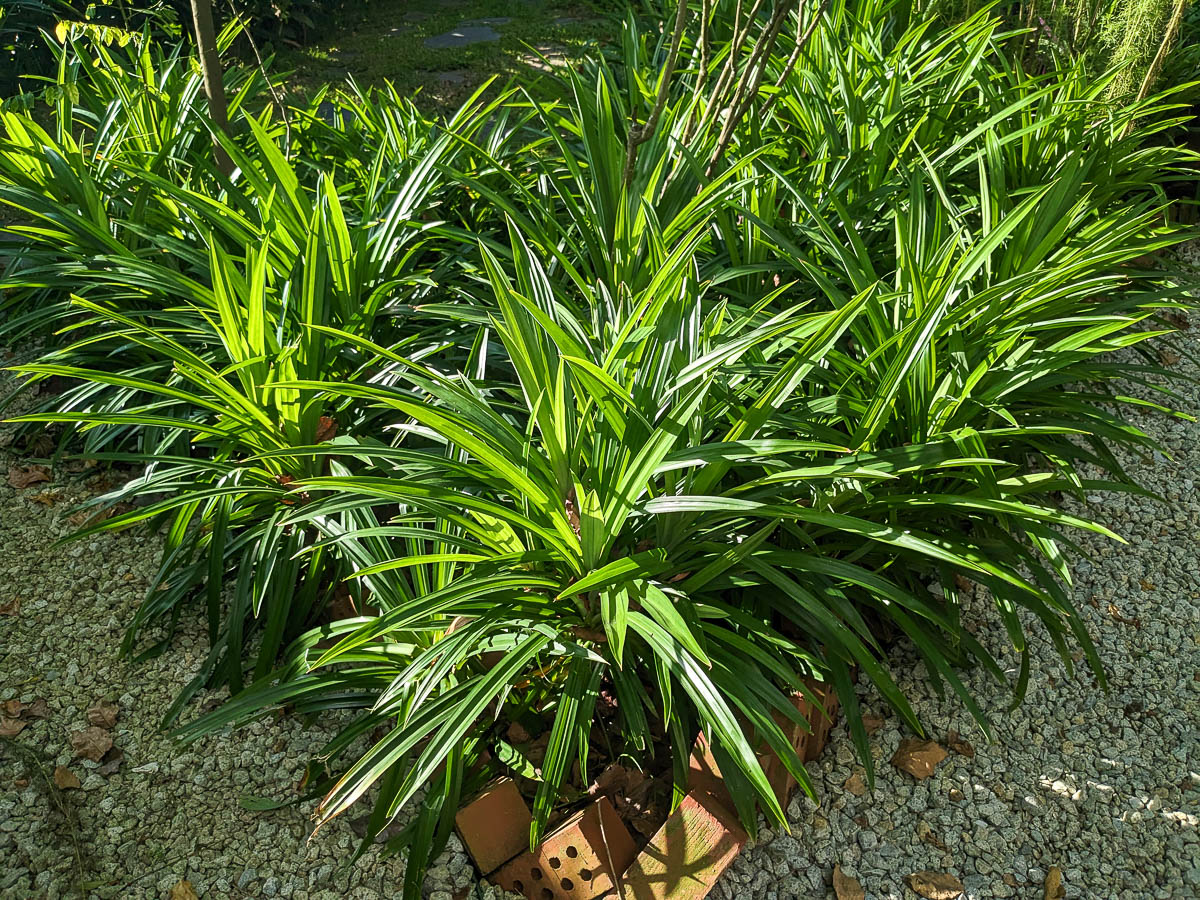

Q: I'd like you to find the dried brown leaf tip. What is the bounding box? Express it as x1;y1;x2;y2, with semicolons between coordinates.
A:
315;415;338;443
70;726;113;762
833;864;865;900
891;738;948;779
7;464;51;489
0;717;26;738
0;597;19;616
906;870;965;899
861;713;885;735
1158;347;1181;366
52;766;81;790
945;729;975;758
86;698;120;729
168;879;200;900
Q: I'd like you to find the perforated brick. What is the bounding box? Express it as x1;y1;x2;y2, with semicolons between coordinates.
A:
490;796;637;900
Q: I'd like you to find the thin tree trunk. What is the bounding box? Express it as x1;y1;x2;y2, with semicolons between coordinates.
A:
190;0;234;175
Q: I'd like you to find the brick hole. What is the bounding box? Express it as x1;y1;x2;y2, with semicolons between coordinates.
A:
513;880;524;892
561;877;575;891
540;890;553;900
531;867;543;880
548;856;561;869
578;868;593;880
565;846;578;858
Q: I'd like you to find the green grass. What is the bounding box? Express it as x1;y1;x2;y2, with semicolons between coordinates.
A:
275;0;618;104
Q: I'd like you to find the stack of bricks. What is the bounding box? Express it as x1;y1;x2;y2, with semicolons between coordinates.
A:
453;678;840;900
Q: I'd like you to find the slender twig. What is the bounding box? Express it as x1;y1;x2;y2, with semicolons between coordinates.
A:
706;1;795;175
699;0;712;94
226;3;292;147
759;0;829;120
623;0;690;186
0;737;89;897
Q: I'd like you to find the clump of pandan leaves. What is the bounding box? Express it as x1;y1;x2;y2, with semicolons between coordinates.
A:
1;1;1195;896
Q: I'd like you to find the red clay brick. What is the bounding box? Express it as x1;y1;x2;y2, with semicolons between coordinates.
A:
455;778;533;875
490;796;636;900
620;789;747;900
803;679;840;763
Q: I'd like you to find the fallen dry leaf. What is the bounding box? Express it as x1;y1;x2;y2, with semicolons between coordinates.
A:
0;598;19;616
1044;865;1066;899
168;879;199;900
25;698;48;719
2;697;48;720
86;698;120;729
945;729;975;758
862;714;885;735
907;870;965;899
69;726;113;762
0;717;27;738
1107;603;1142;628
97;746;124;776
7;464;51;489
52;766;81;790
28;488;65;507
1163;311;1190;330
891;738;948;780
1158;348;1181;366
843;771;867;797
833;864;865;900
917;820;949;851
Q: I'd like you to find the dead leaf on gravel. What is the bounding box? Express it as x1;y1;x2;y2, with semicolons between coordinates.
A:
1158;348;1181;366
96;746;124;776
7;464;51;489
0;717;26;738
0;598;19;616
29;488;65;506
891;738;948;779
862;714;885;734
4;697;47;720
833;864;865;900
907;870;965;899
843;771;867;796
168;879;199;900
86;698;119;729
70;726;112;762
1163;311;1190;330
917;820;949;851
945;729;975;758
52;766;81;790
1044;865;1066;899
25;698;48;719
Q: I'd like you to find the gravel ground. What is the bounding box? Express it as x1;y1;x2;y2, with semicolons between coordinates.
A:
1;256;1198;900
